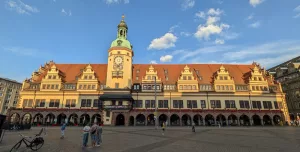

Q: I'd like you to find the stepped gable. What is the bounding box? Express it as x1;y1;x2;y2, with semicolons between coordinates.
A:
132;64;257;85
35;64;107;83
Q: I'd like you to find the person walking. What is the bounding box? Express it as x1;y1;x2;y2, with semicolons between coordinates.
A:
96;122;103;146
60;122;66;139
162;122;165;135
90;122;98;147
82;123;90;147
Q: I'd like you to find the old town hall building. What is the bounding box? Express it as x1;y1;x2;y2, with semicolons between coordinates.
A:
7;16;290;126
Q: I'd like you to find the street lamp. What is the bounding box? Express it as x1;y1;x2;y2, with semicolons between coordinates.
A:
154;76;158;129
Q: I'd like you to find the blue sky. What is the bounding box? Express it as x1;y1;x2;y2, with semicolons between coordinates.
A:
0;0;300;82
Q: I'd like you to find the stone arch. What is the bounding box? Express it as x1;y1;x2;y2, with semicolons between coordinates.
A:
205;114;215;126
10;113;20;124
181;114;192;126
45;113;55;125
21;113;32;124
80;113;90;126
147;114;155;126
193;114;203;126
159;114;168;126
91;114;101;124
273;115;281;125
228;114;238;126
136;114;146;126
116;114;125;126
170;114;180;126
57;113;67;125
263;115;272;126
216;114;226;126
129;116;134;126
33;113;43;125
68;113;79;125
239;114;250;126
252;115;261;126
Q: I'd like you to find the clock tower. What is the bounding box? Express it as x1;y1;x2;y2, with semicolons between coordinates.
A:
106;15;133;89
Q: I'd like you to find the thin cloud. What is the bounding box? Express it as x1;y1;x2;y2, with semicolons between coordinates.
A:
150;60;157;64
5;0;39;15
246;13;254;20
105;0;129;4
293;5;300;18
181;0;195;10
249;21;261;28
2;46;51;57
222;40;300;62
249;0;264;7
62;8;72;16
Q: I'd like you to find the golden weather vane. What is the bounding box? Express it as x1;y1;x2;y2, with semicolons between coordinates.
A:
122;14;125;20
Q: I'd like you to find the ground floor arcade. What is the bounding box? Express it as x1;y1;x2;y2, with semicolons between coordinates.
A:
6;108;284;127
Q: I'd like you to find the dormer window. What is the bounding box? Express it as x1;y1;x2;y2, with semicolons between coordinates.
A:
147;76;151;80
53;76;56;79
136;69;140;73
254;77;257;81
48;75;52;79
183;76;187;80
166;76;169;81
89;75;92;79
164;70;168;74
220;76;223;80
259;77;262;81
188;76;192;80
224;76;228;80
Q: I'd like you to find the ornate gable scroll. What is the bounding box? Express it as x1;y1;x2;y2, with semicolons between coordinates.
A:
213;65;235;92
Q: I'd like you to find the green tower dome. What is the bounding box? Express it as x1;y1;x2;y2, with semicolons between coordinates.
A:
110;15;132;50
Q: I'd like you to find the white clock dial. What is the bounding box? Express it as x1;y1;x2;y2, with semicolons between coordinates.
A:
114;56;123;64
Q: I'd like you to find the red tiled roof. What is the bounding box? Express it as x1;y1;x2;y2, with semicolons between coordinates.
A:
33;63;275;85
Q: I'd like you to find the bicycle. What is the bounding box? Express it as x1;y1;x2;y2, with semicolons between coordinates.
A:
10;128;45;152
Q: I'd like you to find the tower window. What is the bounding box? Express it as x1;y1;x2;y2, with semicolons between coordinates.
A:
127;53;129;56
136;70;140;73
118;51;120;54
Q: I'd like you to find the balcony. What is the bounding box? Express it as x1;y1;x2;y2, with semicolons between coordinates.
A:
103;105;131;110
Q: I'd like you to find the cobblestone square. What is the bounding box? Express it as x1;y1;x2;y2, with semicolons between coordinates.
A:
1;127;300;152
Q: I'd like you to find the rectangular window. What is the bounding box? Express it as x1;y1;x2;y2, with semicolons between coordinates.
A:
88;85;91;90
173;100;178;108
274;101;279;109
201;100;206;108
118;101;123;105
81;99;87;107
42;85;46;89
40;99;45;107
210;100;215;108
216;100;221;108
187;100;192;108
93;99;98;107
79;85;82;89
163;100;168;108
158;100;163;108
115;83;119;88
71;99;76;107
136;76;139;80
179;100;183;108
225;100;230;108
27;99;33;107
49;99;54;107
35;99;40;107
151;100;156;108
92;85;95;90
83;85;87;89
137;100;143;108
239;100;249;109
147;76;151;80
267;101;273;109
145;100;150;108
89;75;92;79
252;101;262;109
192;100;197;108
66;99;71;107
51;85;54;89
55;99;60;107
112;100;116;106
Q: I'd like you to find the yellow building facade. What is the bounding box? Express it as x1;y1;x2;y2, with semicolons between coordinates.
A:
7;16;290;126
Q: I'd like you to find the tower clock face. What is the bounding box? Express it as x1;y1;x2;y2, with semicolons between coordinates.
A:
114;56;123;64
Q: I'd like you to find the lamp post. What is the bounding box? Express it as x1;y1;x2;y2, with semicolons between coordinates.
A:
155;77;158;129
